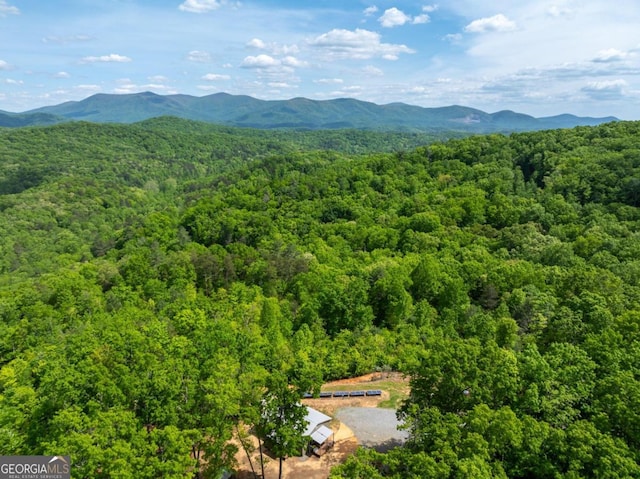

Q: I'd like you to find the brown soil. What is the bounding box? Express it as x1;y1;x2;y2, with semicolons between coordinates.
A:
301;395;381;417
303;372;408;416
233;422;357;479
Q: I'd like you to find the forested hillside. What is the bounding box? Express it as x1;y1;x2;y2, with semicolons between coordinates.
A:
15;91;617;133
1;119;640;478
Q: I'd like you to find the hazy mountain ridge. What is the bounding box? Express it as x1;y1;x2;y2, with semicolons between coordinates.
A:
0;110;67;128
4;91;618;132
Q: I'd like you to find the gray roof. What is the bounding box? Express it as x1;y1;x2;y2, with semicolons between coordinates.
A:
304;406;332;436
310;425;334;445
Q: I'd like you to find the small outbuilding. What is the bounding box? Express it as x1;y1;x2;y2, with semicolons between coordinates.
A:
303;407;334;456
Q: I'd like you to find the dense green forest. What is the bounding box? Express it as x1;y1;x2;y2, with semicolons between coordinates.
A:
1;118;640;478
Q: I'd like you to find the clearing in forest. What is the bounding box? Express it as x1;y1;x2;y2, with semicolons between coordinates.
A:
234;372;409;479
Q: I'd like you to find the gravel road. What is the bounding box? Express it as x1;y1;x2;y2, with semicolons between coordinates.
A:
335;407;409;452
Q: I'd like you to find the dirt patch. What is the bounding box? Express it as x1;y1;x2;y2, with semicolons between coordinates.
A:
281;434;358;479
302;395;384;416
233;422;357;479
303;372;410;414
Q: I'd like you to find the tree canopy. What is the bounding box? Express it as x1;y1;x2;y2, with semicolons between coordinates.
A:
1;118;640;477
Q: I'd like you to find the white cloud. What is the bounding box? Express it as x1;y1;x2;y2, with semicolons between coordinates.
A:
148;75;169;82
407;86;429;94
42;35;91;44
528;62;640;82
422;4;438;13
362;65;384;76
4;78;22;85
315;78;344;84
282;56;307;67
0;59;11;70
364;6;378;16
267;82;295;89
444;33;462;43
186;50;212;63
378;6;432;27
342;86;364;93
593;48;630;63
547;1;573;17
77;84;101;91
465;14;517;33
280;45;300;55
581;79;628;99
113;86;135;94
241;54;280;68
239;51;301;87
310;28;414;60
247;38;266;49
460;2;640;86
317;85;365;100
379;7;411;27
201;73;231;80
54;71;71;78
0;0;19;16
197;85;221;91
247;38;299;56
113;81;177;95
179;0;224;13
81;53;132;63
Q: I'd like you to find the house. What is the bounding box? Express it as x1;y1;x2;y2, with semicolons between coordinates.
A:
303;406;334;456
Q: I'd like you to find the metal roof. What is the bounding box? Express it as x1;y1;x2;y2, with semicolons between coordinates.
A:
310;425;333;445
304;406;332;436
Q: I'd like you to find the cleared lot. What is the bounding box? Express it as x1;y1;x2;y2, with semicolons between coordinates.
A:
335;407;409;452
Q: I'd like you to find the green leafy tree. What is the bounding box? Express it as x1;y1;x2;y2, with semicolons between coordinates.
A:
257;372;308;479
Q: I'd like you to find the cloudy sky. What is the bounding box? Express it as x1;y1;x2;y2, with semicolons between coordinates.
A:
1;0;639;118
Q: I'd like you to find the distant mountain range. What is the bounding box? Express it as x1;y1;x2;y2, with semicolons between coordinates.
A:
1;91;618;133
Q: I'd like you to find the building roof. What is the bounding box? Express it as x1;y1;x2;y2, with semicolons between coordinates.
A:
304;406;332;437
310;425;333;445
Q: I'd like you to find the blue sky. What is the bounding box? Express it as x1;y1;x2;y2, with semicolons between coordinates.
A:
1;0;639;118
